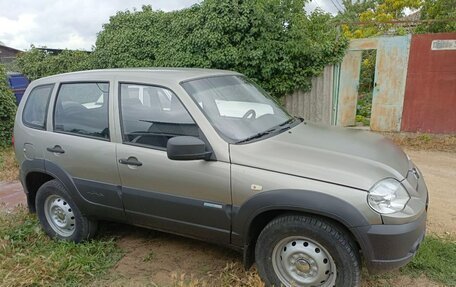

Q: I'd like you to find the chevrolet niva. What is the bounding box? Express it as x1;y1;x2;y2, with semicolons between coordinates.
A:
14;68;428;287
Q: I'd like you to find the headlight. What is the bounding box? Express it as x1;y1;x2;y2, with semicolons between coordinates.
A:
368;178;410;214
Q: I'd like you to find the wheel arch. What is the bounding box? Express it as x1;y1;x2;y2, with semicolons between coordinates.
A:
231;189;370;269
22;159;126;222
24;171;55;212
21;159;88;215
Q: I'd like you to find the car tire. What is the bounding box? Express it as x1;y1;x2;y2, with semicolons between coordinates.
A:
255;214;360;287
35;179;97;242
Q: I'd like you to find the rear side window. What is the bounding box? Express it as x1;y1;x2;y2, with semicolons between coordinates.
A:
22;84;54;129
54;82;110;140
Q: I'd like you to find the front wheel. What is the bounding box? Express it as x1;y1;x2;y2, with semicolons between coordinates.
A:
35;179;97;242
255;215;360;287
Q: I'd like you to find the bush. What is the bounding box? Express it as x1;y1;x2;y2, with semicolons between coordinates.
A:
93;1;347;98
0;65;17;147
16;1;348;98
16;47;92;81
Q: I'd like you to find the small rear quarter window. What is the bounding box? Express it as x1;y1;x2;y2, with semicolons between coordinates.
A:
22;84;54;129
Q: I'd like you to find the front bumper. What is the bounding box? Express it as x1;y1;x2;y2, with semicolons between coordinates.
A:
351;210;426;273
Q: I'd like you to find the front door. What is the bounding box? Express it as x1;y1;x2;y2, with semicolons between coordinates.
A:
116;83;231;243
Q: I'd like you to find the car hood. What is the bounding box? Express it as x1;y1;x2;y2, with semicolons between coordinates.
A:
229;122;409;191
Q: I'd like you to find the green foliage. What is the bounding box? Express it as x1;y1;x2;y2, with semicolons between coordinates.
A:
143;250;156;262
359;50;376;95
0;65;17;147
416;0;456;33
15;1;347;98
417;133;432;143
355;50;376;125
16;46;91;81
340;0;422;38
0;146;18;181
0;208;123;286
338;0;377;28
92;1;347;97
402;235;456;286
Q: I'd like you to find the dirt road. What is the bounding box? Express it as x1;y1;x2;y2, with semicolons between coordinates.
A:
406;150;456;235
0;181;25;210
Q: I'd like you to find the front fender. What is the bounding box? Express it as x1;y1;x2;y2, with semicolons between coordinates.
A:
231;189;371;247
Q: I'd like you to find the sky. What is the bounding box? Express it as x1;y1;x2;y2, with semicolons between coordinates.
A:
0;0;341;51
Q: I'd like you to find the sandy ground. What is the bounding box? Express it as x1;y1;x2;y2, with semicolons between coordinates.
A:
405;150;456;236
1;150;455;286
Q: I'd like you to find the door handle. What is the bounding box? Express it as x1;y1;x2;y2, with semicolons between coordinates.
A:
46;145;65;154
119;157;143;166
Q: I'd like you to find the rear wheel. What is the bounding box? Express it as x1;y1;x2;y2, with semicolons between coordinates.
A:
36;179;97;242
255;215;360;287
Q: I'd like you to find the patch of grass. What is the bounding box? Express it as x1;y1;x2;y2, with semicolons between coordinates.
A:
383;132;456;152
0;207;123;286
363;234;456;286
401;234;456;286
143;250;155;262
170;263;264;287
0;146;19;181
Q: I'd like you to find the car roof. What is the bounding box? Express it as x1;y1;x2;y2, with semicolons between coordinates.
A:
33;68;241;84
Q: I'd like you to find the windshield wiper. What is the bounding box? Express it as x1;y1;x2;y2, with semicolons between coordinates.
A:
236;128;277;144
236;118;298;144
279;118;295;127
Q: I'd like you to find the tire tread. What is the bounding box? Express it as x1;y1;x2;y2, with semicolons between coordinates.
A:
255;214;361;287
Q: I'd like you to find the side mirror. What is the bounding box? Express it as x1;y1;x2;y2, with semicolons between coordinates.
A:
167;136;212;160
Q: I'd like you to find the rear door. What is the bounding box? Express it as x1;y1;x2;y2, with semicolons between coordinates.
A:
115;82;232;243
43;81;124;220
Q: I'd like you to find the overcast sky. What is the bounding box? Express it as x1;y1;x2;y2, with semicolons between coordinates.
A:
0;0;340;51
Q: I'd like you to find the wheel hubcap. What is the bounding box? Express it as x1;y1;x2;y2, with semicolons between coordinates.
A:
272;236;337;287
296;258;311;273
44;195;75;237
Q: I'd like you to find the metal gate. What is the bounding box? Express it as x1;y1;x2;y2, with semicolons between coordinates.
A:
335;35;411;131
284;35;411;132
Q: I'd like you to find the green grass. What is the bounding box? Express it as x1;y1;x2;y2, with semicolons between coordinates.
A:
0;207;123;286
0;146;19;181
1;208;455;287
143;250;155;262
364;234;456;286
402;235;456;286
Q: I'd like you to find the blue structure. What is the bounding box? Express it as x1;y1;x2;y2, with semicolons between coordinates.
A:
7;72;29;104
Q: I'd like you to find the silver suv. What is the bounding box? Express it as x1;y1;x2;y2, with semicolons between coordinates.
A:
14;69;428;287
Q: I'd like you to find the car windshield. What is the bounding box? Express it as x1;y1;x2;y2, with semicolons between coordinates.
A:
181;75;296;143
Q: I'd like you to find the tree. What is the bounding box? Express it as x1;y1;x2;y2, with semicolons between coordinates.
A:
416;0;456;33
92;0;347;97
16;46;91;81
340;0;422;38
0;65;17;147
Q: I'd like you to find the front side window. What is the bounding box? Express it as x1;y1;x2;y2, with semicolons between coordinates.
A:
22;84;54;129
54;82;109;140
120;83;199;149
181;76;296;143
